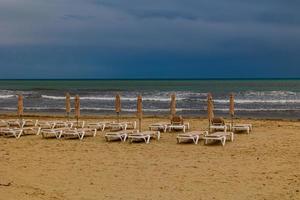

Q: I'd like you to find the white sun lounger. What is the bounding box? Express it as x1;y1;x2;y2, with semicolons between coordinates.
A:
140;130;161;140
149;123;168;133
0;128;23;139
22;119;38;127
36;121;56;135
40;129;63;139
52;121;70;129
58;128;85;140
232;124;252;134
203;132;234;146
86;122;106;132
105;130;132;142
128;132;151;144
6;120;24;128
0;120;8;128
210;124;227;132
77;128;97;137
68;121;85;128
109;123;127;131
176;131;208;144
122;121;137;129
168;124;186;133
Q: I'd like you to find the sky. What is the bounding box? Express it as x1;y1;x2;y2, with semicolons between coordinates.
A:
0;0;299;79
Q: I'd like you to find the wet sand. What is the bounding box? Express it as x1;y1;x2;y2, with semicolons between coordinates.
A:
0;117;299;200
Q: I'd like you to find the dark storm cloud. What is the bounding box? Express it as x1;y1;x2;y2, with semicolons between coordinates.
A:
0;0;299;78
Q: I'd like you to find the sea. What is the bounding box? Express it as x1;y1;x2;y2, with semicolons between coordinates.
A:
0;79;300;119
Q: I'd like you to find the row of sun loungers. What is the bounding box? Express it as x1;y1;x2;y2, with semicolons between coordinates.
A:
0;118;252;145
0;119;137;140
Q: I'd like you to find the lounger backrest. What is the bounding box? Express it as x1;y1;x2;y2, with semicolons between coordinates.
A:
211;117;225;125
171;115;184;125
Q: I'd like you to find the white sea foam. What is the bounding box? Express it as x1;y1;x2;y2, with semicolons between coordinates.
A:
41;95;185;102
1;107;300;112
0;95;15;99
244;91;297;97
214;99;300;104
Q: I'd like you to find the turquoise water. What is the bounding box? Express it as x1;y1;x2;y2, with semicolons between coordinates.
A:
0;79;300;119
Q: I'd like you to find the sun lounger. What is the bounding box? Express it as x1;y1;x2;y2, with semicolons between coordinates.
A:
232;124;252;134
105;130;133;142
109;123;127;131
68;121;85;128
40;129;62;139
86;122;106;132
0;128;23;139
140;130;160;140
176;131;208;144
6;119;24;128
127;132;151;144
58;128;85;140
22;119;38;127
36;121;56;135
0;120;8;128
122;121;137;129
210;117;227;132
168;124;187;132
76;128;97;137
149;123;168;133
52;121;70;129
203;131;234;146
169;115;190;132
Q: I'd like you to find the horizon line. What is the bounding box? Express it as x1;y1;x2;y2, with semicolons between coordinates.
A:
0;77;300;81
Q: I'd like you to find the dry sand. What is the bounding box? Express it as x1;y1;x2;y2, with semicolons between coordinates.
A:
0;116;299;200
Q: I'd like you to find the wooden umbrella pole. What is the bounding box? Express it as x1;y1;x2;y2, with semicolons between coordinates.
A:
75;95;80;128
115;94;121;123
229;93;235;129
137;95;142;132
66;92;71;121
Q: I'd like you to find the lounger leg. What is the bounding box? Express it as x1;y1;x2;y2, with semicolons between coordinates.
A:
146;136;150;144
36;127;41;135
80;132;85;140
195;136;199;144
58;131;63;139
16;130;23;139
221;137;226;146
157;131;160;140
123;135;127;142
177;138;180;144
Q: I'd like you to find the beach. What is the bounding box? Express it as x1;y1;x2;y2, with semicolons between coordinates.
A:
0;116;299;200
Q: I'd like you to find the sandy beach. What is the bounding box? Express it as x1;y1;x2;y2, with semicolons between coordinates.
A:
0;116;299;200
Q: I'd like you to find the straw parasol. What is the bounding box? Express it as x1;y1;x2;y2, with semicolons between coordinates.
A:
17;94;24;119
170;93;176;119
137;95;143;132
207;93;214;131
65;93;71;120
74;95;80;127
115;94;121;122
229;93;235;127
